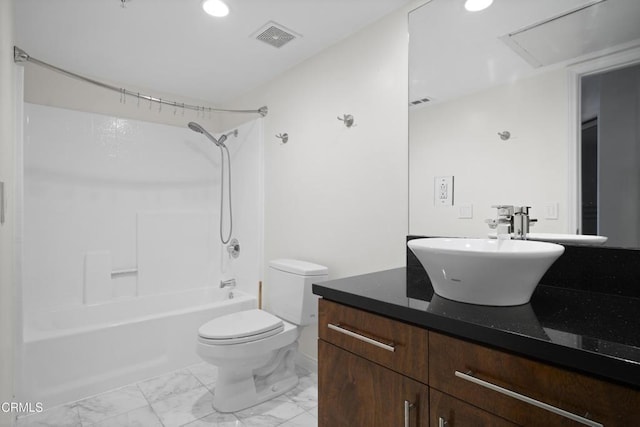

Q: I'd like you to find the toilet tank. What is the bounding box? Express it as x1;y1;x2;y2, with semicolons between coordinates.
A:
265;259;328;326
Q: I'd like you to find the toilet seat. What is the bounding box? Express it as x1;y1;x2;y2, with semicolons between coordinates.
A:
198;309;284;345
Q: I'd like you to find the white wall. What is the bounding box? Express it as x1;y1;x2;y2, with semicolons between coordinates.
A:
224;3;418;362
22;103;262;313
1;0;16;424
409;68;570;238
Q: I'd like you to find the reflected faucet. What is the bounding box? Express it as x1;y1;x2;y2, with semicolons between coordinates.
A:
512;206;537;239
486;205;537;239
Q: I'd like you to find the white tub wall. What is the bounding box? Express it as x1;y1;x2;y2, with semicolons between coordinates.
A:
22;104;230;312
22;61;265;311
1;0;17;424
136;210;221;298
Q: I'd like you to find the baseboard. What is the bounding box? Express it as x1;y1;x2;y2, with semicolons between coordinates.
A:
295;351;317;374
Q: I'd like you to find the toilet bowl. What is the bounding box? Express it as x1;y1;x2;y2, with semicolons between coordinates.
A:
196;259;328;413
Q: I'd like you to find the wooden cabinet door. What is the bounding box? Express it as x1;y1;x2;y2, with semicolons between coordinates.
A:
431;389;519;427
319;340;428;427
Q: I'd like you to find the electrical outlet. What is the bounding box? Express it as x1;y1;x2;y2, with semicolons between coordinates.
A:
434;176;454;206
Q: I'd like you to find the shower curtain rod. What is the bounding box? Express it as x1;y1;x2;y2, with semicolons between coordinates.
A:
13;46;268;117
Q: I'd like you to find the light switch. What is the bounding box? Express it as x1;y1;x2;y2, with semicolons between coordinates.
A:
544;203;559;220
458;204;473;219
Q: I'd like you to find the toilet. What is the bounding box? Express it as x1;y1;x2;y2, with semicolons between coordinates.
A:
197;259;328;413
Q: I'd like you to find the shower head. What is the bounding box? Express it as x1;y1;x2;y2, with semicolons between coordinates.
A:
187;121;206;134
188;121;225;147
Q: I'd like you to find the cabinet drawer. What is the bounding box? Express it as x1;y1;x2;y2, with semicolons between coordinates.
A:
429;332;640;426
431;389;518;427
319;299;429;383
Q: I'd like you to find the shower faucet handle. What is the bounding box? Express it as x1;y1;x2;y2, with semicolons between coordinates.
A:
227;238;240;258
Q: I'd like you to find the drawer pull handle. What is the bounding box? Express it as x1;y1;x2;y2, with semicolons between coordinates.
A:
327;323;395;352
438;417;447;427
404;400;414;427
454;371;603;427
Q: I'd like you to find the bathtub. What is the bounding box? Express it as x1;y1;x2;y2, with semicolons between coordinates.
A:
19;287;257;408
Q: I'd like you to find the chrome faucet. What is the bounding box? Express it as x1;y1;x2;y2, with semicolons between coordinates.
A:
220;278;236;289
486;205;537;239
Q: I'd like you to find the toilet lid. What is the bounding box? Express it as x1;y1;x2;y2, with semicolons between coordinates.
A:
198;309;284;345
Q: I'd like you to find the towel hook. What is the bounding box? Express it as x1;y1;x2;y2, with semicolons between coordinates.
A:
276;133;289;144
337;114;354;128
498;131;511;141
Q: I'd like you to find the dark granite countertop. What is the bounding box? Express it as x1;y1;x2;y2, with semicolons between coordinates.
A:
312;267;640;390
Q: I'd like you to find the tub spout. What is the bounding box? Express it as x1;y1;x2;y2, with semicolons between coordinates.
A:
220;278;236;289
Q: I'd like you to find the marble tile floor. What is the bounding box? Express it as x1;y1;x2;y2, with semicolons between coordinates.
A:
17;364;318;427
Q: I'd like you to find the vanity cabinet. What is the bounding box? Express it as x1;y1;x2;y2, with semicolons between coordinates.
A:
430;331;640;426
318;299;429;426
317;299;640;427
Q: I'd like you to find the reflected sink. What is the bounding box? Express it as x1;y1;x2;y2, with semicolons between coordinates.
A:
522;233;607;245
408;238;564;306
488;232;607;245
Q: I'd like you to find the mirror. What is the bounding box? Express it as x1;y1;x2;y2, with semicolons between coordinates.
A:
408;0;640;247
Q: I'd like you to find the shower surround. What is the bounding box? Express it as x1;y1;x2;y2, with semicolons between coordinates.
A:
17;103;264;407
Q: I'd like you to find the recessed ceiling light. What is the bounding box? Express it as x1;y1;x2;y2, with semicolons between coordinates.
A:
464;0;493;12
202;0;229;17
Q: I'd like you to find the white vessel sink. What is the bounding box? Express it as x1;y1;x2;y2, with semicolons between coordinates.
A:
408;238;564;306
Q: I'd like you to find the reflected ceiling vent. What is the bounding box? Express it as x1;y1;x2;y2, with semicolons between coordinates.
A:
409;97;432;107
252;21;301;48
500;0;640;68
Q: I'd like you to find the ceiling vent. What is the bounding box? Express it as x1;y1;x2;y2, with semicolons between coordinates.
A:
409;97;432;107
252;21;300;48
